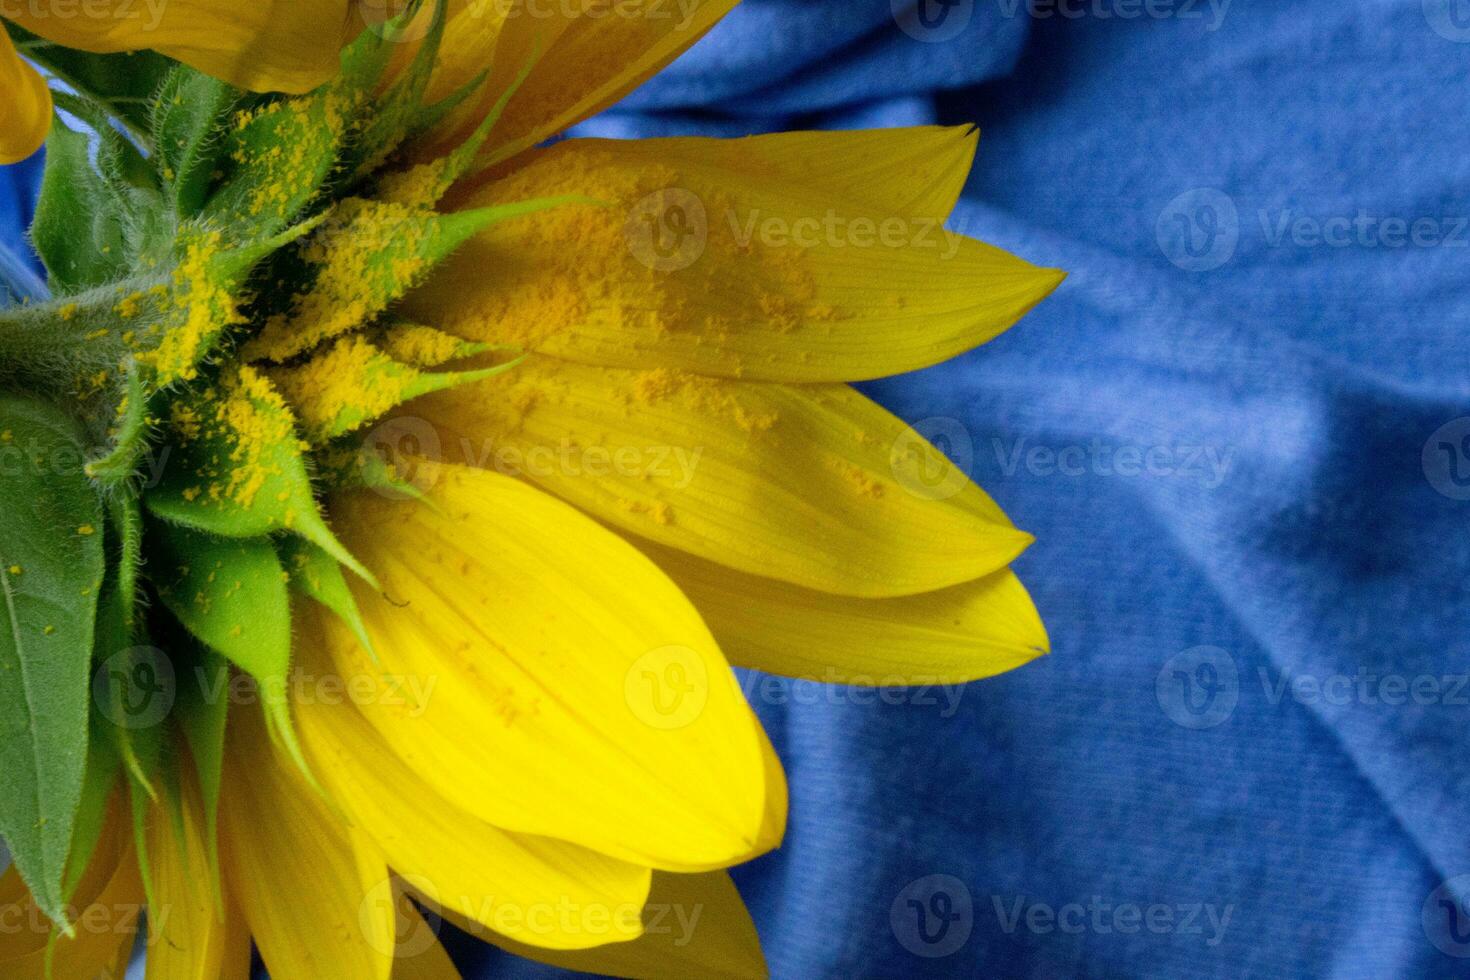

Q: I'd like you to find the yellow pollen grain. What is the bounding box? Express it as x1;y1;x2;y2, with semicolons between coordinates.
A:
245;198;431;363
269;336;409;441
113;293;143;319
420;144;843;377
379;323;470;367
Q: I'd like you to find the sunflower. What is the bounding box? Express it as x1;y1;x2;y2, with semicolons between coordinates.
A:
0;1;1061;977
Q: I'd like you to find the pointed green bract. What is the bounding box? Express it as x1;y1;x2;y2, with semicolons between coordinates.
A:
243;198;530;364
145;367;372;582
150;519;292;684
269;334;523;444
0;396;104;927
154;69;239;216
202;87;356;237
281;538;378;664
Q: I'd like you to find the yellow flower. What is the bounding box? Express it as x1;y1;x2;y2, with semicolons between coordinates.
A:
0;2;1061;976
0;0;356;163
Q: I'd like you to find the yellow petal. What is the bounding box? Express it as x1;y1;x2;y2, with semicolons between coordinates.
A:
481;871;767;980
145;769;240;980
416;358;1030;597
421;0;738;161
9;0;353;94
0;28;51;165
647;541;1049;684
0;806;143;980
324;464;776;871
294;681;654;950
414;134;1061;382
753;724;787;857
221;704;395;980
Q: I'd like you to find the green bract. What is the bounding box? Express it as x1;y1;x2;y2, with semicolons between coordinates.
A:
0;3;561;928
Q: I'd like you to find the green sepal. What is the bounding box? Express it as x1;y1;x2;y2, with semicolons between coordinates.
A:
152;69;240;216
145;368;373;584
270;334;524;444
373;321;500;367
0;396;105;928
93;492;149;805
350;0;448;177
48;91;158;205
150;521;289;682
147;522;319;793
83;361;152;488
383;38;540;205
318;441;432;503
247;197;582;365
281;537;378;664
201;87;354;238
128;772;158;914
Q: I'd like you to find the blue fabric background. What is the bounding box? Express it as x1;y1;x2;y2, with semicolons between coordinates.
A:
9;1;1470;976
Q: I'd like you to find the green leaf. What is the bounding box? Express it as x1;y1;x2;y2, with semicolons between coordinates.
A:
7;24;170;144
146;367;373;583
0;396;105;926
30;117;131;293
153;69;240;216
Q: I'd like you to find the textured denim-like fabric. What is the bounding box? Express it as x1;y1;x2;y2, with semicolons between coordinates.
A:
6;2;1468;977
494;2;1470;977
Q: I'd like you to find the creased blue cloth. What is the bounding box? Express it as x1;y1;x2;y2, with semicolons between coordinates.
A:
496;2;1470;978
7;2;1470;977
